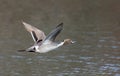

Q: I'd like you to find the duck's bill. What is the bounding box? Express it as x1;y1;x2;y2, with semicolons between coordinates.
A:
71;41;76;43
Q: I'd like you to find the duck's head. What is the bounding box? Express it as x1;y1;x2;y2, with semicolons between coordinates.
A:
63;39;76;45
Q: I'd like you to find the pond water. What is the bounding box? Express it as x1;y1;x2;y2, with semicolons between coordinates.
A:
0;0;120;76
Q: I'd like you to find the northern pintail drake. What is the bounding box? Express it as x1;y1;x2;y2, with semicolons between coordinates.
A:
18;22;75;53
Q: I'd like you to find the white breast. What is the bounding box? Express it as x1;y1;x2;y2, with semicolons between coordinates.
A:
36;42;64;53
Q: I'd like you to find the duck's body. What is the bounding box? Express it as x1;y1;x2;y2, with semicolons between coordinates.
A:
35;42;63;53
19;22;75;53
26;41;64;53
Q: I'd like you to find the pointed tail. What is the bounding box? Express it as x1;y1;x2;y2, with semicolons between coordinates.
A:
17;50;26;52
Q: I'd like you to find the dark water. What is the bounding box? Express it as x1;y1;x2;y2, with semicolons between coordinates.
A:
0;0;120;76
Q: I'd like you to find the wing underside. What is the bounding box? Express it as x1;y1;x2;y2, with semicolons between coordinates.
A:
22;21;46;42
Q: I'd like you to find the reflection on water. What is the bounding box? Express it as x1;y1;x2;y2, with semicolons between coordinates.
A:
0;0;120;76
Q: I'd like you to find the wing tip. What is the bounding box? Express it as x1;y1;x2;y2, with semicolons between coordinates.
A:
22;21;29;26
56;22;63;28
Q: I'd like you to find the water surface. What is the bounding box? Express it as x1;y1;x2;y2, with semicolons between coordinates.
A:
0;0;120;76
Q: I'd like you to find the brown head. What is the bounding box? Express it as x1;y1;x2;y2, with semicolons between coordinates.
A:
63;39;76;45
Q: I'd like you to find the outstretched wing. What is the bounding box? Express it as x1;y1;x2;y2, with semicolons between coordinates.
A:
22;21;46;42
43;23;63;43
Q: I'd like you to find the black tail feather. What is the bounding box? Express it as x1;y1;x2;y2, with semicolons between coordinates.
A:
17;50;26;52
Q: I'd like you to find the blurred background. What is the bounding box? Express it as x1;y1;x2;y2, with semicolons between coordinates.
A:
0;0;120;76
